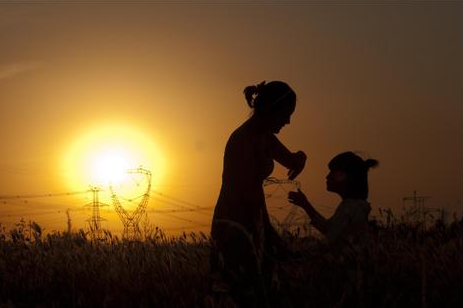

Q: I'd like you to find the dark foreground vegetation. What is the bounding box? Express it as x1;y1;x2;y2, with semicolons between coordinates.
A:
0;219;461;308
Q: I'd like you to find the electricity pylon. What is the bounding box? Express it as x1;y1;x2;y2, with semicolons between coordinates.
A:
403;190;432;230
110;167;152;239
85;186;108;240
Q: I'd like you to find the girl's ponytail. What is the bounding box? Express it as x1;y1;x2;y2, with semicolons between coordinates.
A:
365;158;379;170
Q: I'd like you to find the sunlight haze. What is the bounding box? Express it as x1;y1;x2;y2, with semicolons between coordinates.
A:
0;3;461;235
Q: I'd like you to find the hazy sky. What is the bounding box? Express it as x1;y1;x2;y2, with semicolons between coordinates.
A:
0;2;461;234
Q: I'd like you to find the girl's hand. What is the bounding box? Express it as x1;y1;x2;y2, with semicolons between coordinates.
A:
288;189;310;208
287;150;307;180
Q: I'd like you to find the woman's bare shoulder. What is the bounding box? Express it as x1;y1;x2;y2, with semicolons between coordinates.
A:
227;122;255;145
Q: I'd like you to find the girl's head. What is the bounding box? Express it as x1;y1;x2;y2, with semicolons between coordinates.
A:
243;81;296;134
326;152;379;200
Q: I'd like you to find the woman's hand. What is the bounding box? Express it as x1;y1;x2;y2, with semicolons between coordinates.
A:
287;150;306;180
288;189;310;209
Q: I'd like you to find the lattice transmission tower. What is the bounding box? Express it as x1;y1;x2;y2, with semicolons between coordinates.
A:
403;190;433;230
110;167;152;239
85;186;109;240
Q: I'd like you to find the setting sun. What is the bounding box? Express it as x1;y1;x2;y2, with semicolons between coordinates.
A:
62;125;165;191
91;150;131;185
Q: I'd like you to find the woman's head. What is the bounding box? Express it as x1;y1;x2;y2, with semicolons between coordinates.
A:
243;81;296;133
326;152;379;200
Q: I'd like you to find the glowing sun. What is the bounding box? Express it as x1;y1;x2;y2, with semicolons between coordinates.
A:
62;125;165;190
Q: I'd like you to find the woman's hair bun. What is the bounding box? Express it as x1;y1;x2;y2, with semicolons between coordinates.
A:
365;158;379;169
243;81;266;108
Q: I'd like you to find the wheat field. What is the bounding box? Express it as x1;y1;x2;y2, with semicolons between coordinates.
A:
0;219;461;308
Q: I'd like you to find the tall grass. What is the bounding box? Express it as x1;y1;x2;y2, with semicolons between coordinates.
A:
0;219;461;308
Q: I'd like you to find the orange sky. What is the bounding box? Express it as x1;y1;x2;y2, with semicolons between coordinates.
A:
0;3;461;235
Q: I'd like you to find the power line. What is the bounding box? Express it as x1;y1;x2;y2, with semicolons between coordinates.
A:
150;196;213;216
0;190;91;200
0;200;88;216
148;206;213;214
0;199;86;213
1;176;319;235
151;190;210;213
156;212;209;227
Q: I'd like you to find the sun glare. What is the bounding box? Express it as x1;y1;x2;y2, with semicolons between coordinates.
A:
62;125;165;191
92;151;130;185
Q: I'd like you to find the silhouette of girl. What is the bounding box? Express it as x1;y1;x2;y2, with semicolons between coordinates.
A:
210;81;306;308
288;152;378;253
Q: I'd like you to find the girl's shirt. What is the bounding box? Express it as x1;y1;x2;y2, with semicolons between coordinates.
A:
311;199;371;250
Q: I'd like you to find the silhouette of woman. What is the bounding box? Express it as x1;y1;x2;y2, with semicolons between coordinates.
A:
210;81;306;308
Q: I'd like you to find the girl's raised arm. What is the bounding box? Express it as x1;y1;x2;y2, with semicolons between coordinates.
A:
288;189;329;234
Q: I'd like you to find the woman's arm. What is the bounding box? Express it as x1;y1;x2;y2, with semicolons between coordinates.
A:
288;189;329;234
269;134;306;180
